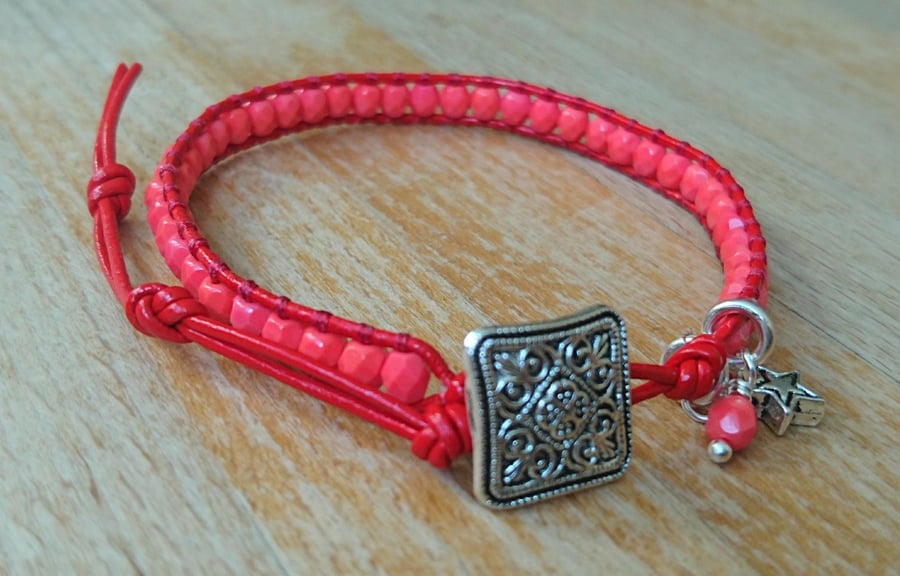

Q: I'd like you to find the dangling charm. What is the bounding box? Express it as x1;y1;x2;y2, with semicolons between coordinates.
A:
705;393;758;463
752;367;825;435
665;299;826;463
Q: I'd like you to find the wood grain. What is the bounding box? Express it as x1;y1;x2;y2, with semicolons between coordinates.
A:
1;0;897;574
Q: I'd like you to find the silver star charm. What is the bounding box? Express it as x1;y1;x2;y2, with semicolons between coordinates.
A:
752;367;825;435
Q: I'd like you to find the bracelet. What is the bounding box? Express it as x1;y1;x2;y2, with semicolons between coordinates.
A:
87;63;824;508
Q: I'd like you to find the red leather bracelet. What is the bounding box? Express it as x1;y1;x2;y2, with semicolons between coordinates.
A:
87;63;824;508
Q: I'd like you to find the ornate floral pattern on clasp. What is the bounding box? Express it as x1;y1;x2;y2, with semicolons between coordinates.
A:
465;306;632;508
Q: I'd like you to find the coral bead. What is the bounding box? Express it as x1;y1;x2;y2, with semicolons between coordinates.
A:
705;394;758;451
180;256;208;296
695;180;726;215
528;99;559;134
300;89;328;123
410;84;439;116
261;314;305;349
606;128;640;165
585;118;615;152
381;85;408;118
720;230;751;260
327;85;352;118
556;107;588;142
706;195;738;230
248;100;277;136
470;87;500;120
230;297;270;336
680;164;710;202
354;84;382;118
657;153;690;189
194;132;217;167
153;215;178;245
207;119;231;154
500;92;531;126
381;352;430;404
713;215;747;247
147;196;168;231
223;107;252;145
632;140;664;177
299;329;345;367
337;341;387;388
197;278;236;323
163;236;189;276
440;85;469;119
273;92;301;128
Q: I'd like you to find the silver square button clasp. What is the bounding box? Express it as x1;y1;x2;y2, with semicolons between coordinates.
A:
463;305;632;508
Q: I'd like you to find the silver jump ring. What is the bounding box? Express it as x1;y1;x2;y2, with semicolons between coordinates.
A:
702;299;774;365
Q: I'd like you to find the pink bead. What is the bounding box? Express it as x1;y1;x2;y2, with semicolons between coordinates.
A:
606;128;641;165
337;341;387;388
184;145;203;175
154;215;178;243
440;85;469;119
706;195;738;230
178;171;198;199
657;153;690;189
300;89;328;123
261;314;305;349
180;256;208;296
722;244;753;270
380;85;408;118
713;215;746;247
207;120;231;155
410;84;439;116
381;352;430;404
179;152;201;197
194;132;216;168
248;100;276;136
273;92;301;128
223;107;252;145
298;328;345;367
706;394;758;451
725;263;752;284
353;84;381;118
632;140;664;177
147;196;168;231
197;278;236;323
528;99;559;134
585;118;615;152
163;236;189;276
680;164;709;202
719;229;750;259
230;297;269;335
556;107;587;142
695;180;726;215
719;281;746;301
144;178;164;209
327;85;352;117
500;92;531;126
470;87;500;120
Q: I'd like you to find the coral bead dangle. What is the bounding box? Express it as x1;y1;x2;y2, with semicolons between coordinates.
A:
705;392;758;463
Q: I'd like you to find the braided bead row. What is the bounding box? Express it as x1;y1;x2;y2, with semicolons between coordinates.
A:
144;73;768;407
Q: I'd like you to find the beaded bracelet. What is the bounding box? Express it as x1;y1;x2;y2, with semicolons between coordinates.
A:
87;63;824;508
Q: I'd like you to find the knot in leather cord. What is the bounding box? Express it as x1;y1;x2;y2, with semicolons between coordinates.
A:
411;394;472;469
125;283;206;343
87;162;135;220
662;334;727;401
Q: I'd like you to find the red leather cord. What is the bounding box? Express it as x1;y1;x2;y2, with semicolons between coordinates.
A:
87;63;767;468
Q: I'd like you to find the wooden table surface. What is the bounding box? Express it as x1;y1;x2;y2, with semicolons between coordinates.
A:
1;1;897;574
